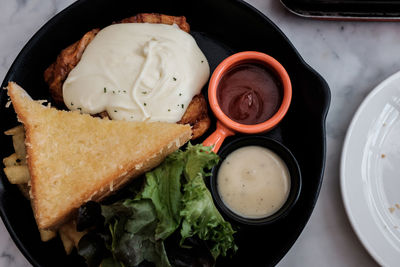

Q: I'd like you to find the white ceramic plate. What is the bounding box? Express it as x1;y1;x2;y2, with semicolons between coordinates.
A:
341;70;400;266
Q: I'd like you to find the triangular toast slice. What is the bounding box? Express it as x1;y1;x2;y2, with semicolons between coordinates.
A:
7;82;192;229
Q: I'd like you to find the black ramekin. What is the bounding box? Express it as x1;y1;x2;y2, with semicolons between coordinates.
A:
210;136;302;226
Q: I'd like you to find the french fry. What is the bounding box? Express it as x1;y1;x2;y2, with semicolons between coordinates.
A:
59;229;74;255
3;165;30;184
4;125;27;164
39;229;57;242
59;221;86;247
4;125;24;136
3;153;19;167
12;133;26;163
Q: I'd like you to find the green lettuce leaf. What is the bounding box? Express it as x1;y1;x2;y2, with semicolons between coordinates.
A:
183;144;219;181
179;144;237;259
100;257;123;267
137;154;185;240
101;199;171;267
77;233;108;267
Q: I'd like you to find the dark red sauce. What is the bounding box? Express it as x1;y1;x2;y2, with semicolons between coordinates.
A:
217;63;282;125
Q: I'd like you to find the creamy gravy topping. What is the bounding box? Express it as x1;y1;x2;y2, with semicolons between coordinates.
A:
63;23;210;122
217;146;290;218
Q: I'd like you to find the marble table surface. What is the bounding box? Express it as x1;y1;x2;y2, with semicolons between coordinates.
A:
1;0;399;266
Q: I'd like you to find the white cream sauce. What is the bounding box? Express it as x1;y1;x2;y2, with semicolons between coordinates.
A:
63;23;209;122
217;146;290;218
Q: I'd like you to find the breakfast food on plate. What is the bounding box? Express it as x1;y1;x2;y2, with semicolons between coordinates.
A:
5;82;192;230
44;13;211;139
2;13;239;266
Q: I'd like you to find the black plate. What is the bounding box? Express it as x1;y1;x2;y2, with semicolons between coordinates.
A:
0;0;330;266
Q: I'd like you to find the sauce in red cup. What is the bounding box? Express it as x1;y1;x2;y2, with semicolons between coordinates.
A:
203;51;292;153
217;62;282;125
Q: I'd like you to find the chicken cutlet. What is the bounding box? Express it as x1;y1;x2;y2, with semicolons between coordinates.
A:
44;13;209;139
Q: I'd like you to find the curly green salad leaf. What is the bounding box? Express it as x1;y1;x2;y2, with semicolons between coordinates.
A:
137;153;185;240
101;199;171;267
180;174;237;259
179;144;237;259
91;143;236;267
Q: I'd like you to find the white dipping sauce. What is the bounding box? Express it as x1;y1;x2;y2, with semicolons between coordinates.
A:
63;23;210;123
217;146;290;218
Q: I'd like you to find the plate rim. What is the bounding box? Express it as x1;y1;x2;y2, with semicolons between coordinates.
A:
340;69;400;267
0;0;331;266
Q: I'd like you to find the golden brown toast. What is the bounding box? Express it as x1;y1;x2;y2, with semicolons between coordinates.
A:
7;82;192;230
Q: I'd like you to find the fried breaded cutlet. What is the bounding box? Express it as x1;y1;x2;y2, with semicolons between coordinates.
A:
177;94;210;139
44;13;210;139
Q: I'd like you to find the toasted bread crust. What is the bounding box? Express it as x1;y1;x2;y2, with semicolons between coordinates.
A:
43;13;209;139
7;82;192;230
